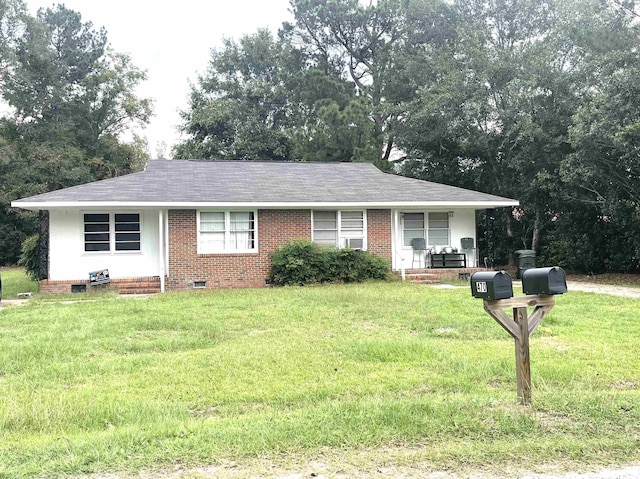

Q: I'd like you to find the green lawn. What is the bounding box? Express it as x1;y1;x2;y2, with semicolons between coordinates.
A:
0;267;38;299
0;282;639;478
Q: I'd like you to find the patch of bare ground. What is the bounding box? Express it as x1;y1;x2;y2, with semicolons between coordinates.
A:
609;380;639;391
566;282;640;298
566;273;640;287
77;449;640;479
537;337;570;351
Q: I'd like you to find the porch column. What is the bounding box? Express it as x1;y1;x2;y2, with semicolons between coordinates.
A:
158;209;165;293
393;209;405;281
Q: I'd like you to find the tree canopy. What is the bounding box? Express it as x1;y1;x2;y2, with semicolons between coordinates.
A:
3;0;639;274
0;0;152;265
175;0;640;273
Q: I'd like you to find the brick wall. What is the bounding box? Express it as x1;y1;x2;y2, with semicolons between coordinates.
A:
166;208;394;291
367;209;392;264
166;209;312;290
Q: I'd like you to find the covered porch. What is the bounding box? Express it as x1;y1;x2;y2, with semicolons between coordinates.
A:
394;267;486;284
390;208;485;279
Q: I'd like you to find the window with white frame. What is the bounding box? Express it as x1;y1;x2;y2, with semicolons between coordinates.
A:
312;210;366;249
402;212;450;247
428;212;450;246
84;213;141;252
403;213;425;247
199;211;256;253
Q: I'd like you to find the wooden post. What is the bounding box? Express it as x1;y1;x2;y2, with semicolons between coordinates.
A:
483;295;555;405
514;306;531;406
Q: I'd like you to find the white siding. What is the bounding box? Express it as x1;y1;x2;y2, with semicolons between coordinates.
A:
48;209;160;281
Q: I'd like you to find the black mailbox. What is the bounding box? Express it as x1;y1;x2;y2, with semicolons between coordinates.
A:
522;266;567;295
470;271;513;299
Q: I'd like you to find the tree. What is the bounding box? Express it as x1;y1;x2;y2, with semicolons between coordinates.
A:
175;30;296;161
175;28;376;162
0;2;152;265
291;0;456;166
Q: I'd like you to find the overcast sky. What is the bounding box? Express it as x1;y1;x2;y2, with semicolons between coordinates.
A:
24;0;293;158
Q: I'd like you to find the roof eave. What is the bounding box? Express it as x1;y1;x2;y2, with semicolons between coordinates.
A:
12;200;519;210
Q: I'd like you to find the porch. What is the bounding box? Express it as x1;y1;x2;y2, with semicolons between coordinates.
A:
393;267;486;285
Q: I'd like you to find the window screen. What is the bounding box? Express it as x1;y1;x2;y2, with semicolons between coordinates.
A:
403;212;425;247
313;211;338;246
428;212;450;246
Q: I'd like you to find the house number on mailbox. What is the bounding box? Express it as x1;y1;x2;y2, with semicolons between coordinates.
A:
476;281;488;293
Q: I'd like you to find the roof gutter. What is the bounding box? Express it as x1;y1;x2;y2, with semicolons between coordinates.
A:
12;200;519;211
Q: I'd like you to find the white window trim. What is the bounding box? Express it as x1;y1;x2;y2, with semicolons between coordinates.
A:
402;211;451;249
311;210;368;250
82;211;143;255
427;211;451;247
197;209;258;255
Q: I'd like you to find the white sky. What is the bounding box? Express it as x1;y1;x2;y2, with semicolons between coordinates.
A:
24;0;293;158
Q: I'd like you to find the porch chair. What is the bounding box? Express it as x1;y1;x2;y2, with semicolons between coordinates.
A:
411;237;428;268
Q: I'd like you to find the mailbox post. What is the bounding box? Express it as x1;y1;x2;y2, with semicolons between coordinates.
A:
471;268;567;406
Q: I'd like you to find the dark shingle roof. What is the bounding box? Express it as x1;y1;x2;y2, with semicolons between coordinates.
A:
12;160;517;208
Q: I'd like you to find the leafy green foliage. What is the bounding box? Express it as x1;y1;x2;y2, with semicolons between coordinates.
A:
17;234;39;281
268;239;389;285
0;1;152;265
174;32;294;161
395;0;640;272
174;28;378;163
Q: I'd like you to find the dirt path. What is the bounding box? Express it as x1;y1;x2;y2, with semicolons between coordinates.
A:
0;298;29;308
565;281;640;298
432;281;640;299
84;457;640;479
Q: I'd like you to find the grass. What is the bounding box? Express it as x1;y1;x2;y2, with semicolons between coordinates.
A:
0;281;639;478
0;267;38;299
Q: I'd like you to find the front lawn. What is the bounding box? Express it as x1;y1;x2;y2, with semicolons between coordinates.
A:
0;282;639;478
0;267;38;299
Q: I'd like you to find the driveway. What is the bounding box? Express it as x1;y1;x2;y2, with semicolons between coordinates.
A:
566;281;640;298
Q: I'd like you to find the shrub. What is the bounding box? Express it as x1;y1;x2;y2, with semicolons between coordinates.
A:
18;234;41;282
269;239;389;286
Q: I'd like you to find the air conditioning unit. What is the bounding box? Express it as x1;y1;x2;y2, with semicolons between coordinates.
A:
344;237;364;250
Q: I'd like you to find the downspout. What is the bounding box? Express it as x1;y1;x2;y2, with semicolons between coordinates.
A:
158;209;165;293
164;210;169;279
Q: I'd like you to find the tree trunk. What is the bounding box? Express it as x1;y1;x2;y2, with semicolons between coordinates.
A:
532;211;541;252
506;211;515;266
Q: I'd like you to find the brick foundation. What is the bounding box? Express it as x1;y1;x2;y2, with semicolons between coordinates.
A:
39;276;161;295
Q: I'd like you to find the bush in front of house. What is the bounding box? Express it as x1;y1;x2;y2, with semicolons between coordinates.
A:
18;234;40;282
269;239;389;286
